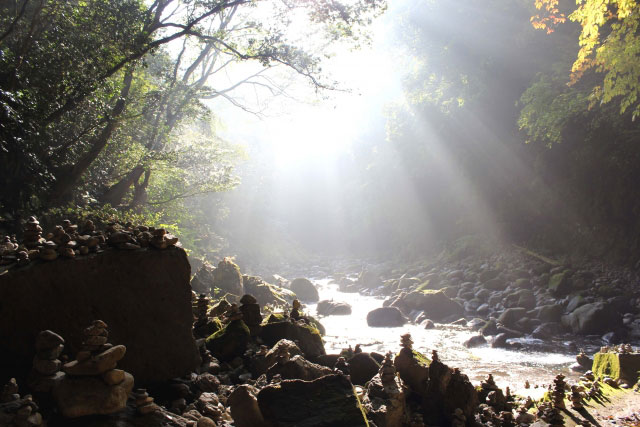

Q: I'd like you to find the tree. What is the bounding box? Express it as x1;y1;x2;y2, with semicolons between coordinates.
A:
0;0;386;217
532;0;640;118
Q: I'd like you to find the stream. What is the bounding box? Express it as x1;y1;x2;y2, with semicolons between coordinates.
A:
307;279;601;398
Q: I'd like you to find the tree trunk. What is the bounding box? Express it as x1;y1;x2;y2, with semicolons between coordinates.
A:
48;68;134;206
99;165;145;207
130;169;151;209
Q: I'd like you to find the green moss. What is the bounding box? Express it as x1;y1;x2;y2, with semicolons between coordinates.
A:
205;319;250;361
412;349;431;367
306;315;326;336
267;313;286;323
593;352;621;380
352;385;370;427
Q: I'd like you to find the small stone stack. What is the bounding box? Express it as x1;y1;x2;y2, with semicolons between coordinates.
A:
195;294;210;325
239;294;262;335
570;385;583;410
290;299;302;320
379;352;396;386
150;228;178;249
29;330;65;392
53;320;134;418
334;357;349;375
431;349;439;362
23;217;43;249
0;378;44;427
400;333;413;352
539;402;565;426
552;374;567;409
131;388;159;415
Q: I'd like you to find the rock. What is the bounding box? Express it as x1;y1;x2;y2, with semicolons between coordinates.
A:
561;302;623;334
259;321;325;359
289;278;319;302
267;355;333;381
35;330;65;351
316;300;352;316
537;304;564;323
548;271;572;296
228;385;268;427
191;263;215;294
464;335;487;348
406;290;463;322
394;348;429;394
0;247;200;383
63;345;126;376
213;257;243;296
348;352;380;385
480;319;498;336
566;294;586;312
593;351;640;385
515;289;536;310
53;371;134;418
532;322;565;339
366;307;407;327
484;277;506;291
498;308;527;329
243;275;296;306
205;319;250;362
423;359;479;426
422;319;435;329
357;270;383;289
257;374;368;427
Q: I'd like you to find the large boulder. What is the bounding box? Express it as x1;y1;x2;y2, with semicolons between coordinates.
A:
405;290;463;322
316;300;352;316
498;308;527;329
266;355;333;381
366;307;407;327
357;270;383;289
289;278;319;302
257;374;368;427
52;372;134;418
205;319;250;362
191;262;216;294
213;258;243;296
259;321;325;360
0;247;199;383
242;275;296;306
561;302;623;334
348;352;380;385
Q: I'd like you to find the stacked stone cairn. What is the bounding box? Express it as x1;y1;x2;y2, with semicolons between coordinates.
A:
334;357;349;375
0;378;44;427
552;374;567;409
131;388;159;415
28;330;65;392
2;217;181;270
400;333;413;353
225;304;243;322
23;217;44;249
570;385;583;410
239;294;262;335
379;352;396;386
290;299;302;321
538;401;565;426
53;320;134;418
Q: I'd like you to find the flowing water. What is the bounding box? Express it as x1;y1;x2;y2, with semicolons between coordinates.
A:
307;279;600;398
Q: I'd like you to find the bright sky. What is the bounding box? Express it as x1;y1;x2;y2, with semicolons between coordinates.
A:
206;4;404;167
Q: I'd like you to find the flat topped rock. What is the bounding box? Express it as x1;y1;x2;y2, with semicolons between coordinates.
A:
63;345;126;376
35;330;64;350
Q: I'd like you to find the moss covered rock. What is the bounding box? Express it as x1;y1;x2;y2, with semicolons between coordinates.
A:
404;290;463;322
243;275;296;306
548;271;572;296
259;321;325;360
205;319;250;362
257;374;369;427
213;257;243;296
593;352;640;385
